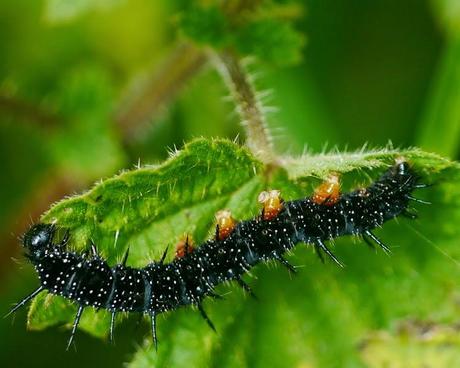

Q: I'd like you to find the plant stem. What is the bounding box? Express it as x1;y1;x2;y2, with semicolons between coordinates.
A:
0;93;59;128
214;50;276;163
115;42;207;141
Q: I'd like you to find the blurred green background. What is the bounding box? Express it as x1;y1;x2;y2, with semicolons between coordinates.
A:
1;0;460;367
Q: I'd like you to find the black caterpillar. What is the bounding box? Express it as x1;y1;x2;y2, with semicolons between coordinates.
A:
7;160;429;350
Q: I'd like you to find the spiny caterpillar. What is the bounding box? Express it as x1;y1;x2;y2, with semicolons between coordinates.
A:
7;160;429;350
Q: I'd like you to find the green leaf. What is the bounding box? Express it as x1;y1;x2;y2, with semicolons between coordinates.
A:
281;147;457;180
180;5;230;48
27;139;460;367
234;19;305;66
178;3;305;66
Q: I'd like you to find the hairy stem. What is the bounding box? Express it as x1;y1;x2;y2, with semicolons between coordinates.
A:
115;42;207;141
213;51;276;164
0;93;59;128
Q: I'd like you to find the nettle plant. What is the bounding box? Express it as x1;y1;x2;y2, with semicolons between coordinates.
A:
8;1;460;367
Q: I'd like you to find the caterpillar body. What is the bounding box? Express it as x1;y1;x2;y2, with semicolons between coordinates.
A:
8;160;428;350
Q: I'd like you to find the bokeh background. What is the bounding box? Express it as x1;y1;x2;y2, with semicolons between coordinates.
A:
1;1;460;367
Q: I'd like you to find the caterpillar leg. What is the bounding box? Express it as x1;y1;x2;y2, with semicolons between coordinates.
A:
406;195;431;205
89;240;98;257
362;236;376;251
159;246;169;265
197;304;216;332
184;235;192;255
58;229;70;250
150;312;158;350
402;209;418;219
414;183;432;189
66;305;84;351
121;247;130;266
364;230;391;254
5;286;44;317
109;312;116;343
214;224;220;240
236;278;257;299
208;291;224;300
313;243;325;263
314;240;344;268
272;253;297;274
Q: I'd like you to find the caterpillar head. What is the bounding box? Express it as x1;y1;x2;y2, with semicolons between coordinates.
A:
23;223;55;256
394;158;411;176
